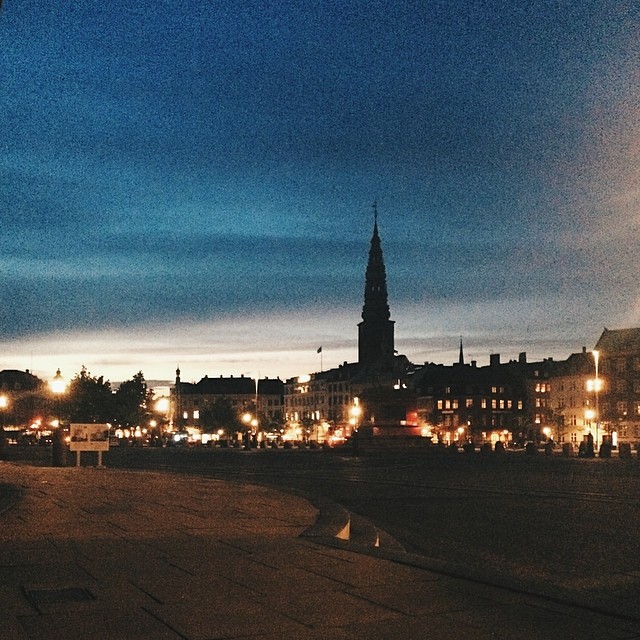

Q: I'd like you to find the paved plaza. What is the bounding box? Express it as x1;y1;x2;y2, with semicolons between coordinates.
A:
1;463;639;639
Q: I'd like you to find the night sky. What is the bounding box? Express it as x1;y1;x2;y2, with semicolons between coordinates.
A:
1;1;638;386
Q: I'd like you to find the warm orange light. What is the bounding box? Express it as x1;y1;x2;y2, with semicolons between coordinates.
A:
50;369;66;395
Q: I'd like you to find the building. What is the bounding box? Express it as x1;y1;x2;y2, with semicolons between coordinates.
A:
412;349;593;446
547;348;596;446
413;352;529;445
594;327;640;446
172;368;284;436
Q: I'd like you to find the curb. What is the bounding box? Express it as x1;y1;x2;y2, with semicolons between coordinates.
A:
301;494;350;541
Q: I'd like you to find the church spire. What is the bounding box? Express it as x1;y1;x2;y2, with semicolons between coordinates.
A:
358;203;395;367
458;338;465;365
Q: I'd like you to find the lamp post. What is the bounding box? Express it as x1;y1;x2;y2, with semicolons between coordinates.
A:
592;350;600;450
50;369;67;466
0;395;8;459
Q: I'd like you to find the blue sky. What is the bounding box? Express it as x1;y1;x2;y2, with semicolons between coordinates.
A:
1;1;638;387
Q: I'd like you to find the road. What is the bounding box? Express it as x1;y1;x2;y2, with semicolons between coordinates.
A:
105;445;640;619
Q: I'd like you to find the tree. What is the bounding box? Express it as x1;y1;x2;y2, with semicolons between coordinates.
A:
114;372;153;429
199;398;242;433
63;367;114;424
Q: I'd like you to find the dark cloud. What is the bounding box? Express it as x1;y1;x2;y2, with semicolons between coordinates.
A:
0;0;638;379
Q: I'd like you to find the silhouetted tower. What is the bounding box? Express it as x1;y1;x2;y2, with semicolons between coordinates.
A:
458;338;465;365
174;366;183;428
358;203;395;367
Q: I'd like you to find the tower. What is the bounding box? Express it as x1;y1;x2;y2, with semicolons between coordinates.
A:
358;204;395;367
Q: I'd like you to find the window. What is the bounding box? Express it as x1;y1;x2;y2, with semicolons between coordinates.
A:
437;400;443;410
481;399;487;409
517;400;523;410
616;401;628;416
193;410;199;420
491;386;497;394
499;400;505;409
466;398;473;408
491;399;497;409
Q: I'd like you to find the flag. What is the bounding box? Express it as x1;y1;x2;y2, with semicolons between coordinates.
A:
317;346;322;353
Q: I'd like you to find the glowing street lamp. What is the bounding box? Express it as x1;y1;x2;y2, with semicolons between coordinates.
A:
0;395;8;451
50;369;67;466
349;398;362;433
50;368;66;396
49;369;67;427
586;351;602;449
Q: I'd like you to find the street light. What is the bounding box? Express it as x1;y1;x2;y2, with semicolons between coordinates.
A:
349;398;362;430
586;351;601;450
50;369;67;466
0;395;8;457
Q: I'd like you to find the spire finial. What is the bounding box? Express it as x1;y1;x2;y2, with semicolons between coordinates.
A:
372;200;378;226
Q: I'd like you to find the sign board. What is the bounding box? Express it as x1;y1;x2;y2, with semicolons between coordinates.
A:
69;424;110;452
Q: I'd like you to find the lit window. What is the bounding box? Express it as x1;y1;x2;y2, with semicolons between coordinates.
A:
193;410;199;420
481;399;487;409
437;400;443;410
466;398;473;408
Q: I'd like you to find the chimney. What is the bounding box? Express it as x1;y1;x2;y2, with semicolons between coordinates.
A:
490;353;501;367
519;352;527;364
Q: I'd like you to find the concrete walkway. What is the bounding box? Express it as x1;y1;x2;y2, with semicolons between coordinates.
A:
1;463;639;640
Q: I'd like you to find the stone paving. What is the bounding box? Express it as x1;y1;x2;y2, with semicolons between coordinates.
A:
1;463;639;640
